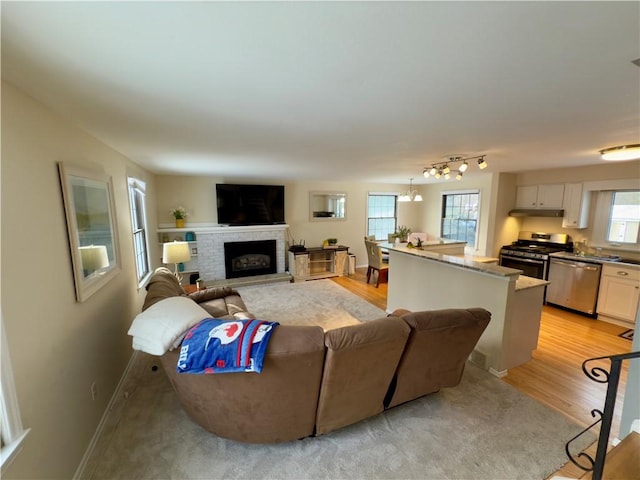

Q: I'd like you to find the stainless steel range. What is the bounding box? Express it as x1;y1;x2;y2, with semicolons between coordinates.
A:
499;231;574;281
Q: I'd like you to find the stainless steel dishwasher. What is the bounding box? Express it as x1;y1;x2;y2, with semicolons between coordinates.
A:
546;257;602;316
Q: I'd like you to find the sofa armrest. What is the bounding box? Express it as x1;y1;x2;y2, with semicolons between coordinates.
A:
187;287;239;303
385;308;491;409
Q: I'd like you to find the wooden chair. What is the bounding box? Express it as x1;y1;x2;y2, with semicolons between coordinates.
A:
364;239;389;287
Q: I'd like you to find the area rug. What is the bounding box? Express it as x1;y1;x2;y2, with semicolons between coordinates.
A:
236;279;388;330
619;329;634;341
84;280;594;479
85;354;594;480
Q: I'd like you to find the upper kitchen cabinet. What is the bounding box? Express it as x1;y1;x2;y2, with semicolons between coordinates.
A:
516;184;565;209
562;183;590;229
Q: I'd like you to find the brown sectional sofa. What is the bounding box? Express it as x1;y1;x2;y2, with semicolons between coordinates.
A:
139;268;490;444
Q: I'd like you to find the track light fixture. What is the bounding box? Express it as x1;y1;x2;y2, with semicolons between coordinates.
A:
423;155;488;180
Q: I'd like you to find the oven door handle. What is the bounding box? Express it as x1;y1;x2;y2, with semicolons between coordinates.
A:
501;255;545;265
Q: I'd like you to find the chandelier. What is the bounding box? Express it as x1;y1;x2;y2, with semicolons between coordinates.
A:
423;155;488;181
398;178;422;202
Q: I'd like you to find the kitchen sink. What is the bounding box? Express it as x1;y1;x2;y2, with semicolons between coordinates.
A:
619;258;640;265
573;253;622;262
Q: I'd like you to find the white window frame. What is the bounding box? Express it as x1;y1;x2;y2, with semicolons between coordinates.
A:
366;193;399;241
127;177;152;287
591;190;640;252
1;317;30;471
440;189;481;250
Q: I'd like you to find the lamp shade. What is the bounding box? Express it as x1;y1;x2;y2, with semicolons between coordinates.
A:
80;245;109;271
162;241;191;264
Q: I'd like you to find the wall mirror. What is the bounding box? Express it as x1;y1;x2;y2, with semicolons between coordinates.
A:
309;191;347;221
58;162;120;302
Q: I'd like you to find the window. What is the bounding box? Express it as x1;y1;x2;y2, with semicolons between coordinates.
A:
367;194;397;240
1;318;30;470
593;190;640;248
607;191;640;244
128;178;151;285
441;191;480;248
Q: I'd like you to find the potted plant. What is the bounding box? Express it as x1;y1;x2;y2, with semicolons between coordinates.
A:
395;225;411;243
196;278;203;291
170;206;188;228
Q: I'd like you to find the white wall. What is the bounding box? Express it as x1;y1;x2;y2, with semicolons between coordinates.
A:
154;176;416;268
1;81;155;478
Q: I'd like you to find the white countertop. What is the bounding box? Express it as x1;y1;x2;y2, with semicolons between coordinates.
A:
550;251;640;269
515;275;549;291
388;244;522;278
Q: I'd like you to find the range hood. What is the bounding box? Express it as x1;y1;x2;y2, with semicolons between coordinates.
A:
508;209;564;217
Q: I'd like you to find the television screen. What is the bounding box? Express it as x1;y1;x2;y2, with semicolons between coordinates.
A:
216;184;285;226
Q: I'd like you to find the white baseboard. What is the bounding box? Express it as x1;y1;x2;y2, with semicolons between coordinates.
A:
73;350;139;480
488;367;508;378
612;418;640;446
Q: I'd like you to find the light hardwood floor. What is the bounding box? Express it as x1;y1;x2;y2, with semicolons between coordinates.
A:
331;268;633;437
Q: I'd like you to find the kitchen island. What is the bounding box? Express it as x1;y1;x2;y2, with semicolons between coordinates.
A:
387;245;548;376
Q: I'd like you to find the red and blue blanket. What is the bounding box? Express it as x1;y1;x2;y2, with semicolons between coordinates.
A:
177;319;279;374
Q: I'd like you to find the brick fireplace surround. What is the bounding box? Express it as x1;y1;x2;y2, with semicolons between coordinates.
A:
192;225;288;282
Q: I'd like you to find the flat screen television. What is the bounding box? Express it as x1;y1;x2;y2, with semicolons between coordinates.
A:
216;184;285;226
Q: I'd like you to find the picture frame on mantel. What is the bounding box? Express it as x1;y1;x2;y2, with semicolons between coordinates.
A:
58;162;121;302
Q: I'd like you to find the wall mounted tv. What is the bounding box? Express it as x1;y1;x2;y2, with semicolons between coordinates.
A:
216;184;285;226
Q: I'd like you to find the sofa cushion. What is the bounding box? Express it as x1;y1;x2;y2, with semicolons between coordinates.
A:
314;317;410;435
128;296;210;355
385;308;491;408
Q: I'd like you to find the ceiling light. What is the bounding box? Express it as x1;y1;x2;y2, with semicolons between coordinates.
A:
398;178;422;202
600;144;640;161
421;155;487;180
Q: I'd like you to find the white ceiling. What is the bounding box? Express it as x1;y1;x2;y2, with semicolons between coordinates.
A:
2;1;639;184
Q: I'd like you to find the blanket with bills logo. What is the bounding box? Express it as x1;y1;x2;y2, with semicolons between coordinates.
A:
177;319;279;374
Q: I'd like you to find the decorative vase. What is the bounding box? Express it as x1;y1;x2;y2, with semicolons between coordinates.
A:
175;218;184;228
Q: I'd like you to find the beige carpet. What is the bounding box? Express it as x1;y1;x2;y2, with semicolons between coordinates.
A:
85;280;594;479
236;279;389;330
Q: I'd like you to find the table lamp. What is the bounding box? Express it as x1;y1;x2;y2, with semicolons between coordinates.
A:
162;241;191;284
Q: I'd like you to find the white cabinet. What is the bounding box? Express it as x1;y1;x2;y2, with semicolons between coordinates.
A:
515;185;539;208
288;247;349;282
516;184;564;209
562;183;590;229
597;264;640;325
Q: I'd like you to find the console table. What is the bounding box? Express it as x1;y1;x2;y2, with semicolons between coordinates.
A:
288;246;349;282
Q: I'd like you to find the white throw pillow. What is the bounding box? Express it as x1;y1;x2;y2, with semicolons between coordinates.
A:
128;296;210;356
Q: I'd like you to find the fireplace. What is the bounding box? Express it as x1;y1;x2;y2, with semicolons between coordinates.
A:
224;240;277;279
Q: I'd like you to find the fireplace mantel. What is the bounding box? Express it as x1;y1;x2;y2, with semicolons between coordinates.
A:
158;223;289;234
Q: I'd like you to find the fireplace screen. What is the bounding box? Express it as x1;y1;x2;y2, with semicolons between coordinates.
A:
224;240;277;279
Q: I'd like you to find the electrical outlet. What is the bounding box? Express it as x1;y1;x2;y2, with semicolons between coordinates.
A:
90;382;97;401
